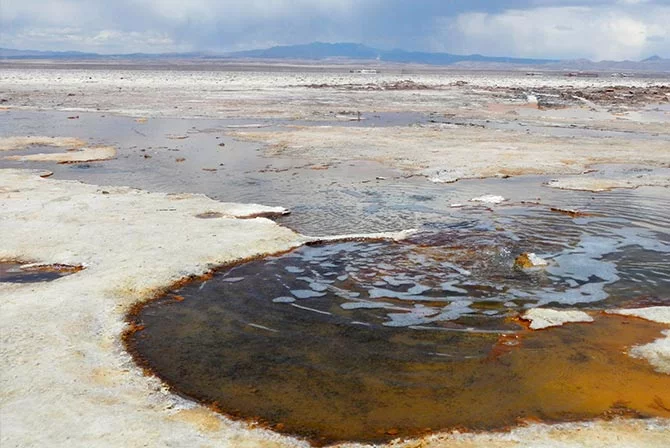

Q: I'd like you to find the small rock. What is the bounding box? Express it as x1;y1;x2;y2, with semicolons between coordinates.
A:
514;252;548;269
522;308;594;330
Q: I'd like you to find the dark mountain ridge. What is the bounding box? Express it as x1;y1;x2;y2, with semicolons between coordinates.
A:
2;42;669;71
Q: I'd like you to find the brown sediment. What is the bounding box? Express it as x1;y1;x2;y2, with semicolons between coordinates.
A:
301;80;434;91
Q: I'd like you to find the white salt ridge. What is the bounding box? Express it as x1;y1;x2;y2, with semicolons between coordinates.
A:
609;306;670;324
470;194;506;204
290;303;332;316
630;330;670;375
247;323;279;333
272;296;296;303
608;307;670;375
303;228;417;243
522;308;594;330
284;266;305;273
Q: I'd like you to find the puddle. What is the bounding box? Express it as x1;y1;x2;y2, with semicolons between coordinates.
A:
128;280;670;444
0;262;82;283
127;199;670;444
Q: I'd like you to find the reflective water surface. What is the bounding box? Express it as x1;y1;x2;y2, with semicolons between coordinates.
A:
128;187;670;444
3;110;669;445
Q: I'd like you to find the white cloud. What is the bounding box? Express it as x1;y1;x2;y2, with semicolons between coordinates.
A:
1;1;669;58
435;5;670;60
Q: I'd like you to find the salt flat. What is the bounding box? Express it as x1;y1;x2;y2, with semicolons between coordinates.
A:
1;63;669;447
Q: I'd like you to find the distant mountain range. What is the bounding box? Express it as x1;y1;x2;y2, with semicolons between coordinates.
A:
227;42;556;65
2;42;669;72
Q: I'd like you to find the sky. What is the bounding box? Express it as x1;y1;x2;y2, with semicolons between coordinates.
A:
1;0;669;60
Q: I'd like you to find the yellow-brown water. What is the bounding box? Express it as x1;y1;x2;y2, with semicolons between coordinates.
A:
128;297;669;444
127;224;670;444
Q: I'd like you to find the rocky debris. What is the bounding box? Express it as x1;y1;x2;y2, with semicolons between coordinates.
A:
491;85;670;109
303;79;434;91
514;253;549;269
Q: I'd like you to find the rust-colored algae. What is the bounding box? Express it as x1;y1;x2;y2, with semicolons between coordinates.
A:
126;296;670;445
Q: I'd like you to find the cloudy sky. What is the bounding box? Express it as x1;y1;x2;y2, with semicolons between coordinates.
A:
2;0;669;60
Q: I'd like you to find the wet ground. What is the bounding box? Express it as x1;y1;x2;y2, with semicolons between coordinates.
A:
2;109;669;445
2;109;668;235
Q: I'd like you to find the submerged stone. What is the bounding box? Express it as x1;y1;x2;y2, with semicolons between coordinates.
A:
514;252;548;269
